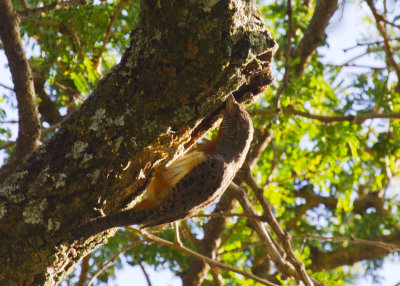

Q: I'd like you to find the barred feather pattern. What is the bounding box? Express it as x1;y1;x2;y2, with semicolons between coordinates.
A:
74;95;253;239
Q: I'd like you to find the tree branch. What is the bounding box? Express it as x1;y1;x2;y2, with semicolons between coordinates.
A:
21;16;62;27
128;227;279;286
76;253;91;286
365;0;400;92
180;191;237;286
0;0;41;183
308;231;400;272
192;212;262;220
285;201;319;231
87;240;141;286
0;123;61;150
272;0;293;123
0;82;14;91
181;129;277;285
92;0;126;73
294;185;390;216
291;0;338;77
230;181;318;286
328;63;386;70
334;50;374;67
31;65;63;125
18;0;89;17
342;38;400;53
0;120;18;124
246;127;274;169
294;234;400;252
139;263;152;286
253;106;400;124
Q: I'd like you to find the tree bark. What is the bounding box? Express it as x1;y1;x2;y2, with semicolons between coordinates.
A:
0;0;276;285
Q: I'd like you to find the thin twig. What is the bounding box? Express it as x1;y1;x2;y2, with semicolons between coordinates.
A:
192;212;263;220
218;218;243;250
86;240;141;286
180;221;201;250
235;173;317;286
246;126;274;169
92;0;126;71
0;120;18;124
76;253;91;286
218;242;259;256
179;191;239;285
365;0;400;92
272;0;293;124
230;183;322;286
127;227;279;286
0;123;61;150
381;18;400;29
0;141;15;150
18;0;89;17
342;38;400;52
263;141;282;186
334;50;373;67
0;82;14;91
139;263;153;286
210;268;222;286
294;234;400;252
328;63;386;70
253;106;400;124
230;183;294;275
21;16;62;27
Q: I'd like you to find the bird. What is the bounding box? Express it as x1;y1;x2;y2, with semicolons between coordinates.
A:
74;95;253;239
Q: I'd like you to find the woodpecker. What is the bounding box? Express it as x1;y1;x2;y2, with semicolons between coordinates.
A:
75;95;253;238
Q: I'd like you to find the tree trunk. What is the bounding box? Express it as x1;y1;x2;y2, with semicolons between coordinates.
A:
0;0;276;284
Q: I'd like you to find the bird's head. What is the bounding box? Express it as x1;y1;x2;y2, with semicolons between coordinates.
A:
215;95;254;163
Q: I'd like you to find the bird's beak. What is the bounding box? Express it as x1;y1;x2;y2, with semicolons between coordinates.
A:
225;95;237;113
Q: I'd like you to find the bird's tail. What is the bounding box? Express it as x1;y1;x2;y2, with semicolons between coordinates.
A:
73;208;150;240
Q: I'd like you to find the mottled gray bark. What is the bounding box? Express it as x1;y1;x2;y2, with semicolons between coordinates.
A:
0;0;276;285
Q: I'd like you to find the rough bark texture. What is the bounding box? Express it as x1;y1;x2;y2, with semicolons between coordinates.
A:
0;0;276;285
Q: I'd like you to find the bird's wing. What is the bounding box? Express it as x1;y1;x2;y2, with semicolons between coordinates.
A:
142;155;231;228
144;150;207;201
164;151;207;187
